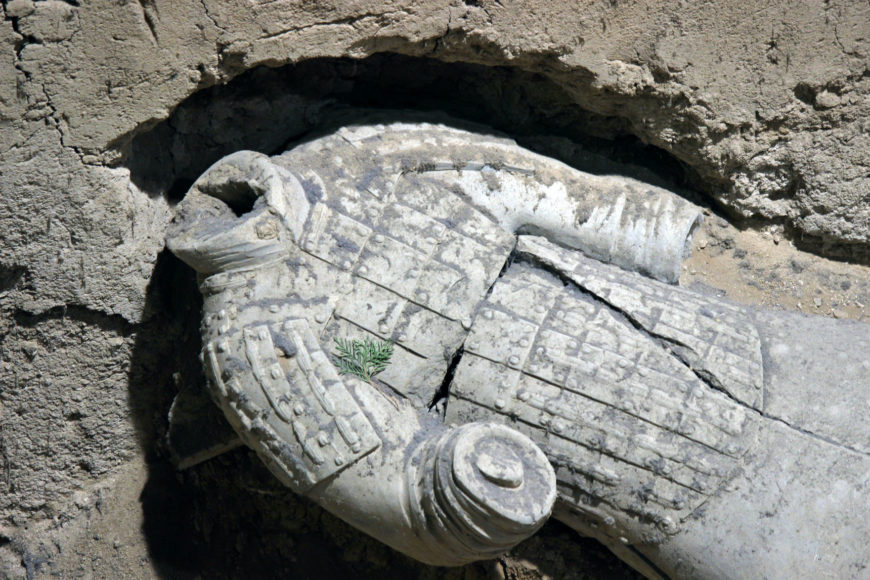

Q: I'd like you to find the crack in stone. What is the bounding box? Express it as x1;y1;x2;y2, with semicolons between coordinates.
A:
2;2;88;165
3;3;40;76
431;7;453;55
517;247;870;458
254;9;412;43
12;304;137;335
199;0;220;32
760;411;869;458
135;0;159;47
426;237;518;411
516;248;750;409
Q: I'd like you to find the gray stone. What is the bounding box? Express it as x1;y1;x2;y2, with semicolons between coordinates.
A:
449;235;870;579
166;122;870;578
167;134;573;565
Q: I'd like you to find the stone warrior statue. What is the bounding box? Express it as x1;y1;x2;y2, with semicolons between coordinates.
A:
166;119;870;579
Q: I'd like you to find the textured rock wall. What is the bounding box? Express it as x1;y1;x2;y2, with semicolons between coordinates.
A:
1;0;868;577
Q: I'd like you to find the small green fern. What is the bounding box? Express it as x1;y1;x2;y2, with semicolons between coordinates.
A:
332;337;394;384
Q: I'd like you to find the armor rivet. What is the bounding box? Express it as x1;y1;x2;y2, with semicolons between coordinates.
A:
269;304;280;313
535;347;545;356
529;364;539;372
604;515;616;526
482;309;493;319
408;269;419;278
314;312;328;323
218;309;227;319
271;366;282;379
351;443;362;453
256;221;278;239
397;334;407;342
519;338;529;347
293;404;304;415
508;355;520;366
619;536;630;545
378;324;389;334
216;342;227;353
373;234;385;243
417;291;428;302
494;398;506;409
342;260;353;269
727;444;739;454
638;367;649;376
474;445;524;488
581;344;593;354
517;391;530;402
553;421;564;433
568;340;578;349
334;456;345;466
425;237;437;246
258;329;268;340
539;415;550;426
357;225;368;236
535;305;546;314
367;208;379;218
317;433;329;446
468;342;479;350
618;358;629;368
358;266;369;276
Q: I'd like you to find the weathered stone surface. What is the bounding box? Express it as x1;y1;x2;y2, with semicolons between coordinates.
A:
2;0;869;577
164;125;869;579
449;235;870;579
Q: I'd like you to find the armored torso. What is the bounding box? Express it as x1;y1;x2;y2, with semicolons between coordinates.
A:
447;236;763;549
201;128;516;429
170;120;870;580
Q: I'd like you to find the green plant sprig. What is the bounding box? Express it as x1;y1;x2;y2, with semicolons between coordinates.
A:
332;337;394;384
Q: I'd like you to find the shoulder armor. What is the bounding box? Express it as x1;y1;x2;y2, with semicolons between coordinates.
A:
204;317;381;493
